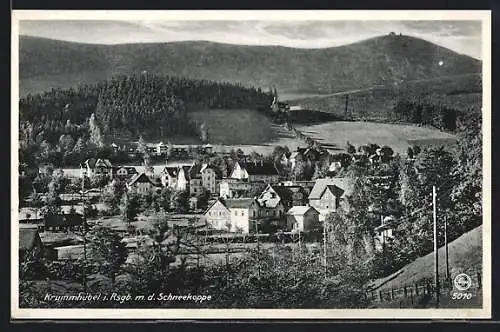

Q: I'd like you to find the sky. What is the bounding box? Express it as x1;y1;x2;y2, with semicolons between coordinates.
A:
19;20;482;59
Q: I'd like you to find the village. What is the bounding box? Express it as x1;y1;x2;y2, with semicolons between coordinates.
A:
19;135;398;268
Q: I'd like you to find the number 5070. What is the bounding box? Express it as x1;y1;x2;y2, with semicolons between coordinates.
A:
452;292;473;300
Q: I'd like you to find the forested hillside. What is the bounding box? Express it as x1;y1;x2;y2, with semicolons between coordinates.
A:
18;74;272;167
19;34;481;96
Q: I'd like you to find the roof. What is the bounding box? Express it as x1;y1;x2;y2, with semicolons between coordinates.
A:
224;198;257;209
188;163;202;179
19;227;41;251
323;184;345;198
128;173;154;186
204;198;231;214
243;162;279;176
308;178;352;200
82;158;112;169
163;166;179;177
287;206;319;216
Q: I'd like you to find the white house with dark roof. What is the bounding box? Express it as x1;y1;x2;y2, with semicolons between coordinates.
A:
80;158;113;178
230;161;279;184
127;173;157;194
204;197;260;233
113;166;138;179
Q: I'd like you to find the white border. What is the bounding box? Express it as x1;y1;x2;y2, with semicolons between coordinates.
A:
11;10;492;320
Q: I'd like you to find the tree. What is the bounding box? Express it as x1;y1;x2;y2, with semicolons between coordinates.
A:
58;134;75;153
89;113;104;149
199;122;209;143
87;226;128;285
172;190;190;213
72;137;88;156
102;179;126;214
197;188;211;211
120;192;141;224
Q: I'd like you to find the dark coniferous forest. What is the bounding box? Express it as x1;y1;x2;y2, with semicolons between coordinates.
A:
19;74;273;145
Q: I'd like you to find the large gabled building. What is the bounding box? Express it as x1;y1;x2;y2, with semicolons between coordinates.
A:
230;161;280;184
204;197;261;233
127;173;158;194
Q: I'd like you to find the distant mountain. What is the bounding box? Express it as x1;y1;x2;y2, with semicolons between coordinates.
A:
19;34;481;96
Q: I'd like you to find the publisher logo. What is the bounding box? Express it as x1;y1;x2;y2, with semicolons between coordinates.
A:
453;273;472;291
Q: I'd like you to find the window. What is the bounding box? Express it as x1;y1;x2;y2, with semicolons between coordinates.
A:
234;211;237;216
241;211;245;216
253;211;256;217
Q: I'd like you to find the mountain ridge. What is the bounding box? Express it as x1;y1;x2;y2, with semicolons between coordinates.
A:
19;34;482;96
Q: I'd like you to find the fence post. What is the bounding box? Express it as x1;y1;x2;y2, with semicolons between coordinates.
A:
477;272;482;290
379;290;383;302
391;288;395;300
404;286;407;297
415;283;419;296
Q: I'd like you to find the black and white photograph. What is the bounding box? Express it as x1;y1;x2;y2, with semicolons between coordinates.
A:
11;10;491;319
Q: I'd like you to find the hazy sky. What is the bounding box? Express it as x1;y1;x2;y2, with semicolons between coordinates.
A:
19;20;482;59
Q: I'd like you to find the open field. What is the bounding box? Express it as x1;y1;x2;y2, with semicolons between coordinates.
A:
296;121;457;154
289;73;482;118
188;109;278;145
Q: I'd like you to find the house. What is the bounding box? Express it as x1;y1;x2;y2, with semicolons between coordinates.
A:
52;245;84;261
203;144;214;154
113;166;138;179
160;165;190;192
278;180;316;196
204;198;260;233
19;226;43;259
286;206;320;232
127;173;158;194
111;142;119;154
219;178;252;199
156;142;168;155
308;178;352;221
44;213;84;232
258;184;307;211
161;166;180;189
80;158;113;178
187;163;203;196
230;161;279;183
200;163;220;195
229;161;249;180
374;216;396;252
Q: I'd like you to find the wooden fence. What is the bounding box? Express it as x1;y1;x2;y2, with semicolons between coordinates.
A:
367;271;482;304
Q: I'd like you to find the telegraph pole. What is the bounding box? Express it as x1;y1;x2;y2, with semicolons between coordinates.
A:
323;221;327;278
444;215;450;282
81;173;87;293
433;185;440;307
344;94;349;119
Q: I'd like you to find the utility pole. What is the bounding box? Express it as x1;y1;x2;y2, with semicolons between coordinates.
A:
444;215;450;282
255;219;261;279
344;94;349;119
81;173;87;293
433;185;440;307
323;221;327;279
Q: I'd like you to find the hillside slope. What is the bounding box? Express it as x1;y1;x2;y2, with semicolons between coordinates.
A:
19;34;481;96
370;225;482;292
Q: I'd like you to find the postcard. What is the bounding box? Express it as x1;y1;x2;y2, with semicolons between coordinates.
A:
11;9;491;320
